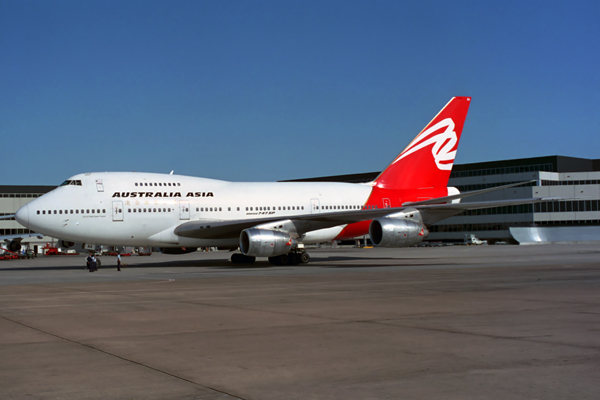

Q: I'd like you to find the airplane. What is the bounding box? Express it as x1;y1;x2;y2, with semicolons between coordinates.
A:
14;97;545;265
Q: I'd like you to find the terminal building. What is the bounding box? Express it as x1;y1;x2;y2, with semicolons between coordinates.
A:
1;185;56;253
1;155;600;251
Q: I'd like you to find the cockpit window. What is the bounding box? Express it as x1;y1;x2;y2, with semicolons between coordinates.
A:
60;180;82;186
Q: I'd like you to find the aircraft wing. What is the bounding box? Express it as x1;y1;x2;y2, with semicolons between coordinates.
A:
174;196;554;240
2;233;44;241
413;197;556;225
174;180;547;240
174;208;406;240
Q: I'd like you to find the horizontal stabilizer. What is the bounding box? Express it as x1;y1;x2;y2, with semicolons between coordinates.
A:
403;180;536;207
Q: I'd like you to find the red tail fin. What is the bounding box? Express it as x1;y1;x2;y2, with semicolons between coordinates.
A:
373;97;471;189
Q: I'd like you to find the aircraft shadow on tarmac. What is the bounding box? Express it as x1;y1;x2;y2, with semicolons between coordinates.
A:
0;256;448;271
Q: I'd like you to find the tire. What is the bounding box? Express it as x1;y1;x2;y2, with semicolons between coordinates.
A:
288;253;301;265
232;254;256;264
300;252;310;263
268;256;279;265
269;254;289;265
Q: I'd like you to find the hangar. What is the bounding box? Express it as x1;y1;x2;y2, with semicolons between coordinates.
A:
1;155;599;252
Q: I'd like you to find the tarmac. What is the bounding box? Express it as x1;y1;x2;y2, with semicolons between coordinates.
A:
1;244;599;399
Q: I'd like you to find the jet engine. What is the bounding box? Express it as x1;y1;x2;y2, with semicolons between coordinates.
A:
369;218;428;248
7;240;21;252
159;247;198;255
240;228;297;257
60;240;75;249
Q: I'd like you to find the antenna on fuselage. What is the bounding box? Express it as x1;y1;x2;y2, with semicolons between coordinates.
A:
169;170;174;175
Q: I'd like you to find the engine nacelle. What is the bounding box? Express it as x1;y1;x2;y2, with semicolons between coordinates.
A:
7;240;21;252
60;240;75;249
369;218;428;248
159;247;198;255
240;228;297;257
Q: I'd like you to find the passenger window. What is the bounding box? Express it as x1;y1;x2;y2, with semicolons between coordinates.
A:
59;210;62;214
37;210;40;214
128;209;131;213
42;210;46;214
75;210;79;214
133;209;137;213
177;183;180;186
168;183;171;186
53;210;57;214
86;210;89;214
153;208;157;212
237;207;240;211
135;183;138;186
219;207;222;211
159;183;162;186
144;183;148;186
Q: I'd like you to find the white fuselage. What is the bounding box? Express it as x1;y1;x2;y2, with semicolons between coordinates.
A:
18;172;373;247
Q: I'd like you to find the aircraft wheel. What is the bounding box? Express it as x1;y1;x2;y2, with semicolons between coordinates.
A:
231;254;256;264
300;252;310;264
288;253;301;265
268;254;288;265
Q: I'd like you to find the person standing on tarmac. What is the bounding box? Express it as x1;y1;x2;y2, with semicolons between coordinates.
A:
86;253;94;272
116;252;121;271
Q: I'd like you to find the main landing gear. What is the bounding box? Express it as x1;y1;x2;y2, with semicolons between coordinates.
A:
230;254;256;264
230;250;311;265
269;250;310;265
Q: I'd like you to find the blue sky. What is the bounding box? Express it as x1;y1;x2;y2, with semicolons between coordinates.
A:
1;0;599;185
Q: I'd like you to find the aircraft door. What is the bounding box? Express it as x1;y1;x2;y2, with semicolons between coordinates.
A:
112;201;124;222
383;198;391;208
311;198;321;213
179;201;190;220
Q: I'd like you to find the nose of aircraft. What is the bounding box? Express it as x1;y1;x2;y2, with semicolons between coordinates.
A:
15;204;29;227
